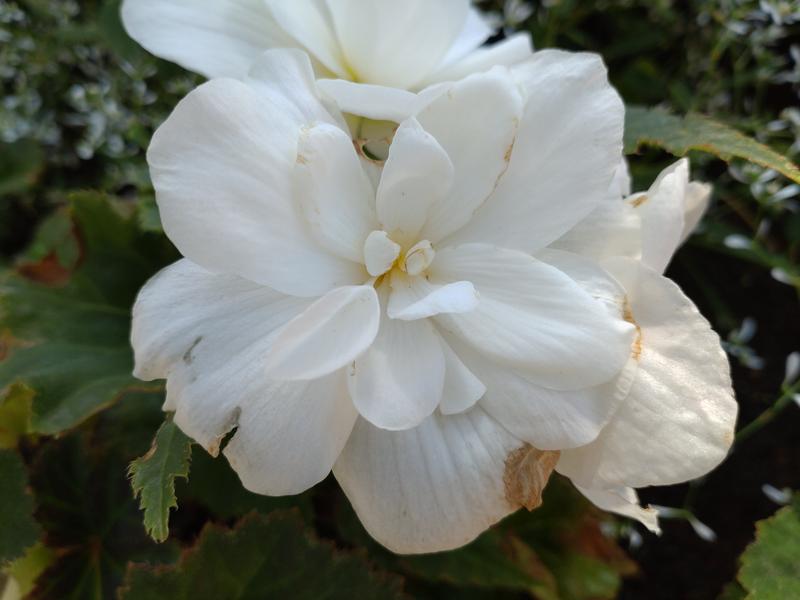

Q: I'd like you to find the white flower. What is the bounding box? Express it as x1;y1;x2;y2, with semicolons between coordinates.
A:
131;48;736;553
551;158;737;529
121;0;532;117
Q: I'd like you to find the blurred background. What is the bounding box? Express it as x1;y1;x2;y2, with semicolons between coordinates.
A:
1;1;798;599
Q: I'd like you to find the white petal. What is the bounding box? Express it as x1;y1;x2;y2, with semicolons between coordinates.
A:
148;52;364;297
363;230;401;277
264;0;347;77
610;159;633;197
416;67;524;243
132;260;356;494
326;0;470;88
376;119;454;242
574;484;661;533
445;50;625;253
534;248;629;320
630;159;689;274
550;196;642;261
432;244;635;390
348;292;446;430
224;370;357;495
294;123;377;262
388;271;478;321
440;8;495;65
333;407;522;553
451;335;638;450
121;0;289;79
681;182;712;243
558;259;737;489
426;33;533;85
445;250;637;448
264;285;380;381
317;80;419;122
439;339;485;415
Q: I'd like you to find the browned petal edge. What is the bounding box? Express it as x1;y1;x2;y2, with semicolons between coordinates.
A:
503;444;561;511
622;296;643;362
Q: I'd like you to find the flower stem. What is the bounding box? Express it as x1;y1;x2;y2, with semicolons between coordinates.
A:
735;381;800;444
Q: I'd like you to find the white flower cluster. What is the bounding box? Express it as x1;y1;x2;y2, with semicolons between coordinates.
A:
123;0;737;553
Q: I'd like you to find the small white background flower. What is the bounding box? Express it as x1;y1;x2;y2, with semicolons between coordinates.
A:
131;48;737;553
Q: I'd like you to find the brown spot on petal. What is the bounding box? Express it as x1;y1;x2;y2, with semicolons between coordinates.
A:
182;336;203;365
629;193;648;208
296;153;309;165
623;297;643;361
503;444;560;511
504;138;515;164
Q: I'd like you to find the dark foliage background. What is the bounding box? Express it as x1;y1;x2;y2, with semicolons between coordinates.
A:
1;1;798;599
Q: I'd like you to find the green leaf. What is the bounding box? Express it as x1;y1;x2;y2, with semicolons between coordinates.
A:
0;141;45;196
0;449;40;565
398;533;558;600
29;434;178;600
0;192;176;434
3;543;55;598
624;106;800;184
737;498;800;599
120;511;406;600
0;383;34;449
129;418;193;543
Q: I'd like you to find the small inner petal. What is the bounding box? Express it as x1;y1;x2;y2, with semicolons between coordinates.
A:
364;230;401;277
403;240;435;276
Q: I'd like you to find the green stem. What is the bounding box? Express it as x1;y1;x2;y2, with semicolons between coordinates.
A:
735;382;800;444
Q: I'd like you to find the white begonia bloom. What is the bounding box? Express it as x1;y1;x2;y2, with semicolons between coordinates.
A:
120;0;533;117
551;160;737;533
132;47;648;553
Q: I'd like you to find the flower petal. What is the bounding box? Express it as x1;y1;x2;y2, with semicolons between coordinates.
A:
264;285;380;381
132;260;357;494
416;67;524;243
388;272;478;321
377;119;454;242
557;259;737;489
326;0;470;88
426;33;533;85
121;0;290;78
348;291;446;430
224;370;357;496
264;0;347;77
432;244;635;390
573;484;661;533
681;181;712;243
333;407;521;553
550;196;642;262
294;123;377;262
446;250;639;449
439;338;486;415
445;50;625;252
449;332;637;449
439;8;495;66
316;80;426;122
629;159;689;274
148;51;364;297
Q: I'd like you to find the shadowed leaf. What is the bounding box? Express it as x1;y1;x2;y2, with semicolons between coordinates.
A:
0;449;40;565
737;496;800;599
624;106;800;184
129;418;193;543
120;511;406;600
